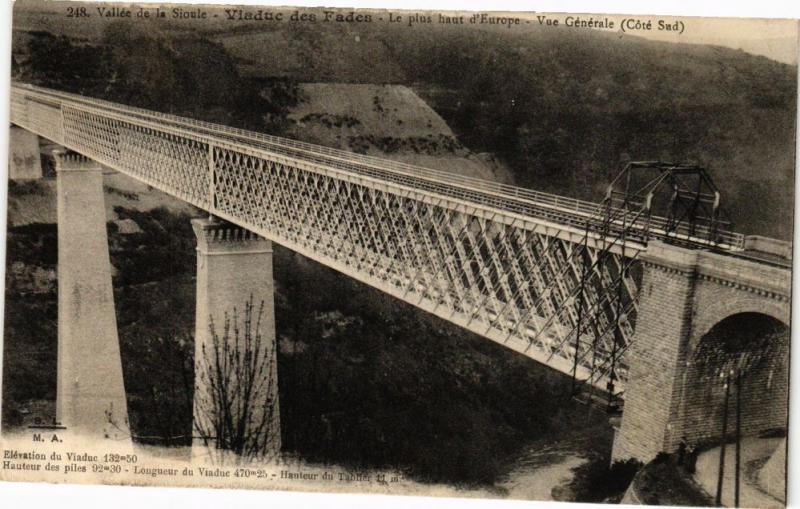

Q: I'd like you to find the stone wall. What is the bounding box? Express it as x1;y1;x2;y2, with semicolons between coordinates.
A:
613;241;791;462
680;324;788;447
611;245;696;461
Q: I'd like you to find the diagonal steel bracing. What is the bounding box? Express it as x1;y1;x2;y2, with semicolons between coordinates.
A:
10;83;748;396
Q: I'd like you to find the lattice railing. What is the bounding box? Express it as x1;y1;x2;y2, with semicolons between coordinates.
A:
8;83;744;394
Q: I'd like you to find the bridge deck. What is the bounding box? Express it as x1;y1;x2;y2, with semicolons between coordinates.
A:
13;82;745;252
9;82;753;395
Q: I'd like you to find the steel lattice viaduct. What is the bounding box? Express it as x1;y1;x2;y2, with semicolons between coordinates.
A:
8;82;791;463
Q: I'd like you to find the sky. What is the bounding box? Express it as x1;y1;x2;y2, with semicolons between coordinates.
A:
10;0;799;65
620;15;797;65
486;12;798;65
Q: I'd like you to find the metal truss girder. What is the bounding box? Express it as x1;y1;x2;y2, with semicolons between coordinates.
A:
8;84;673;394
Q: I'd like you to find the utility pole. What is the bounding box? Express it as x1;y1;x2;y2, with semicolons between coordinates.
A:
715;370;731;507
734;368;742;508
570;223;590;398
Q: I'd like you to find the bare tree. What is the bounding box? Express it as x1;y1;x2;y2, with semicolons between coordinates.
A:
194;296;280;463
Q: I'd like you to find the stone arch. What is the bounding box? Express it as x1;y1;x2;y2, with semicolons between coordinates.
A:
689;294;789;357
681;312;789;447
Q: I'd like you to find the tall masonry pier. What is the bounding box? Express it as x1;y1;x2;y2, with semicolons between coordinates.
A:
613;240;791;462
55;151;130;439
192;218;281;459
8;125;42;180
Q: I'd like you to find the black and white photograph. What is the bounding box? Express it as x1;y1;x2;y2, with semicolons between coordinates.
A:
0;1;796;507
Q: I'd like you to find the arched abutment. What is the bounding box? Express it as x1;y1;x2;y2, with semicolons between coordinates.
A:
612;241;790;463
681;313;788;447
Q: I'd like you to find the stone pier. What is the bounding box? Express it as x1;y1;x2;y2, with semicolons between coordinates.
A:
8;126;42;180
55;151;130;439
612;241;790;463
192;217;281;460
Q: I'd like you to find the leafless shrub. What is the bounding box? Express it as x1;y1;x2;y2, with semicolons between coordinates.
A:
194;296;280;463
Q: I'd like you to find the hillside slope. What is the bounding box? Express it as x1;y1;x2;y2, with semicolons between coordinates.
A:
12;4;796;238
286;83;513;182
215;21;798;239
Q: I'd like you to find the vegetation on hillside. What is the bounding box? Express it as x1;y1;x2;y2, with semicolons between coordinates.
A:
2;202;605;485
13;19;795;237
273;245;598;484
19;25;298;133
388;27;795;239
2;224;58;424
632;452;714;506
216;21;795;238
